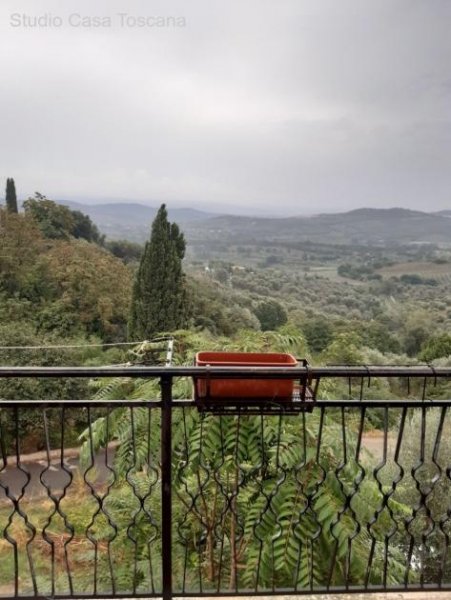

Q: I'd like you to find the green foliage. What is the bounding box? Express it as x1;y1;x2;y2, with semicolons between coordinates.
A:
23;193;103;244
254;299;288;331
338;262;379;281
81;343;410;590
323;332;363;365
23;193;75;239
0;288;130;453
387;408;451;582
106;239;143;264
358;321;401;354
0;319;92;450
404;325;430;357
44;240;132;339
399;273;438;286
0;207;131;341
70;209;104;244
173;328;307;360
129;204;187;339
185;274;260;335
302;317;333;353
420;334;451;362
5;178;18;213
0;208;47;297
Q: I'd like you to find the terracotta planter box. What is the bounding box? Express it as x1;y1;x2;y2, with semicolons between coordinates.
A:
194;351;298;401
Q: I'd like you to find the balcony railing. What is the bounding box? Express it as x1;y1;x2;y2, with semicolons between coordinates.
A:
1;364;451;598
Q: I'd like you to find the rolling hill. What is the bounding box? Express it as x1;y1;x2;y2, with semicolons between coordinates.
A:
184;207;451;246
54;202;451;246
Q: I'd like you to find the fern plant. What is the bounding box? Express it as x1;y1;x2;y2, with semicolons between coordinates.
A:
77;331;411;592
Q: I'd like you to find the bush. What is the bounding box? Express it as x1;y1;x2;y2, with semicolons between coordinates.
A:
253;299;288;331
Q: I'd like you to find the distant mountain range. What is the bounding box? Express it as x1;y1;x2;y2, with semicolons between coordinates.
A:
56;201;451;246
183;207;451;246
58;200;216;241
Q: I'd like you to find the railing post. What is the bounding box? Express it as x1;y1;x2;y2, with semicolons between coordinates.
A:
161;375;173;600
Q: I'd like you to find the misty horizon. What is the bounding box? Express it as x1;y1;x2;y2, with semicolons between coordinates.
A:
4;192;450;220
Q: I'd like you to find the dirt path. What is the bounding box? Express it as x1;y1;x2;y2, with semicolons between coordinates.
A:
361;431;389;461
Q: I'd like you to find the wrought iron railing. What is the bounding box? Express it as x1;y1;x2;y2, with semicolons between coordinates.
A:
1;365;451;598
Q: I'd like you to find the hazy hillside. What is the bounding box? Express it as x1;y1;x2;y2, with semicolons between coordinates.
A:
58;200;215;241
184;207;451;246
52;203;451;246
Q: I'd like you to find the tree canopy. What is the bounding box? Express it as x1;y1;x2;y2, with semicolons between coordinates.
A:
5;178;18;213
23;193;103;243
0;205;131;341
129;204;187;339
254;298;288;331
420;333;451;362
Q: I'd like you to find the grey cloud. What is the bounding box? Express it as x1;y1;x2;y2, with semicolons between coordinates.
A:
0;0;450;214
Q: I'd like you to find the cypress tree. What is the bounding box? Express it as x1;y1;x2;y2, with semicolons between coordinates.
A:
5;178;18;213
129;204;186;339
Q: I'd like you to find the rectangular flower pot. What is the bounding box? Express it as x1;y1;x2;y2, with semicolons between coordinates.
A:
194;351;298;401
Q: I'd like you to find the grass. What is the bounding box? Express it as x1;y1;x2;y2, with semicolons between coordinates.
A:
0;487;98;595
0;472;162;596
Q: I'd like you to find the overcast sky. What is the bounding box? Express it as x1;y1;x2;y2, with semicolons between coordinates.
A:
1;1;450;215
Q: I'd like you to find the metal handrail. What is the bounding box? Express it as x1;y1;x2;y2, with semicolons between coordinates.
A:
0;364;449;378
1;366;451;598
